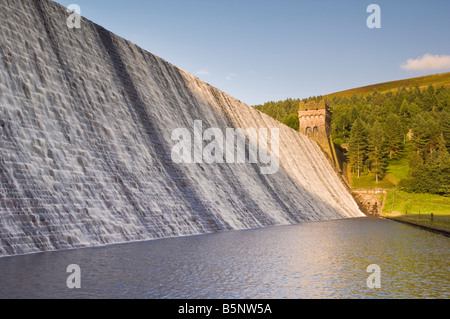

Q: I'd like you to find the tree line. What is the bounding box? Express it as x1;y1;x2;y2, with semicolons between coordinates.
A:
254;98;301;131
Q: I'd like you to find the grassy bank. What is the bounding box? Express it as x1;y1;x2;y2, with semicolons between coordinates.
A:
349;171;395;189
384;213;450;235
326;72;450;98
381;190;450;232
347;154;450;233
383;189;450;215
348;149;411;190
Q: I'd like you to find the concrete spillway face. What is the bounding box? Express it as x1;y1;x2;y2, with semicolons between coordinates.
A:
0;0;364;256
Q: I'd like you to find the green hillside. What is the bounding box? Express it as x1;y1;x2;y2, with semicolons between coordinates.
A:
254;74;450;221
253;77;450;192
326;72;450;98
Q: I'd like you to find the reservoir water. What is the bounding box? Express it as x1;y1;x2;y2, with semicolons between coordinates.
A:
0;217;449;299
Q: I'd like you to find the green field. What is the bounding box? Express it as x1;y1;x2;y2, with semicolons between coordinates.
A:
382;190;450;231
349;154;410;190
384;157;410;184
326;72;450;98
383;190;450;215
254;71;450;232
349;155;450;230
386;213;450;233
349;157;450;217
349;171;395;190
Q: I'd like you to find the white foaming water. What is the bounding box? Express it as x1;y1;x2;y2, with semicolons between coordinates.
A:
0;0;364;257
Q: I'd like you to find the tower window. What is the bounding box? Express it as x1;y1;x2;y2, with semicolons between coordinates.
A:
306;127;312;135
313;127;319;136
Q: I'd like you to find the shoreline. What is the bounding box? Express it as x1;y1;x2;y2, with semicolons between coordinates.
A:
381;215;450;238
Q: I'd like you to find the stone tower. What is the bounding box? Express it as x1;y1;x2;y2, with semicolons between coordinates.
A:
298;100;331;145
298;100;350;183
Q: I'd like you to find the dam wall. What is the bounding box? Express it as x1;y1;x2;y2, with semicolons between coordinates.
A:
0;0;363;256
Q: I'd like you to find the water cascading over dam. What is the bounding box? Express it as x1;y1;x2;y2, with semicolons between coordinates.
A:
0;0;364;257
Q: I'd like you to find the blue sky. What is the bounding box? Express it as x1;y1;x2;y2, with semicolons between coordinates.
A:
55;0;450;106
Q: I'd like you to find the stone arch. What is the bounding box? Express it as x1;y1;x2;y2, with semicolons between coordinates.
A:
306;127;312;135
313;126;319;136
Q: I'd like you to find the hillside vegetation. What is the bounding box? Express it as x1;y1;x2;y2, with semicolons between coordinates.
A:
254;72;450;130
326;72;450;98
253;77;450;198
330;85;449;196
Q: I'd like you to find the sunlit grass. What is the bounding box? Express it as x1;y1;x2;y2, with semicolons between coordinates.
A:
383;189;450;216
349;153;411;189
326;72;450;98
349;171;395;189
382;190;450;231
386;157;410;182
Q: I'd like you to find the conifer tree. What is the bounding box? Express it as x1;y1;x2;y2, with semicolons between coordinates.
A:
384;114;404;159
436;133;449;164
367;121;388;183
348;119;367;178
